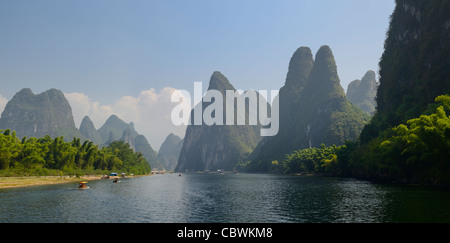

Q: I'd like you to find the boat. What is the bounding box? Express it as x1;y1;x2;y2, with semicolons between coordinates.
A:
102;172;119;179
78;182;90;190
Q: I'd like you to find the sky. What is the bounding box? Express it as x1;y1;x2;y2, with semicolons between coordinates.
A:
0;0;396;149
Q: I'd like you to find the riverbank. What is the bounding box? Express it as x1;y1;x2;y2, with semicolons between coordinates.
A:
0;174;152;189
0;175;102;189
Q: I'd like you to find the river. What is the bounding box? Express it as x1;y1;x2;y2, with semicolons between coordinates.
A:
1;173;449;223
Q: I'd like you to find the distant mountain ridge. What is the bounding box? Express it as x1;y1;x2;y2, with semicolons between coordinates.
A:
97;115;138;143
157;133;183;171
0;88;160;169
81;114;161;170
79;116;102;145
346;70;378;115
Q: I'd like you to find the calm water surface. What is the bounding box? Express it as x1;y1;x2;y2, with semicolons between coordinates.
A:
1;173;449;223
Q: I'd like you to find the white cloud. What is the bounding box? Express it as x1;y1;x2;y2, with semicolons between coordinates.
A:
64;92;114;129
65;88;187;150
0;94;8;116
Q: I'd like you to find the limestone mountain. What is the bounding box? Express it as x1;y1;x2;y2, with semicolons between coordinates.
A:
79;116;102;145
246;47;314;171
346;70;378;115
298;46;369;148
279;47;315;125
0;88;82;140
341;0;450;183
175;71;262;172
360;0;450;143
120;128;137;150
132;134;161;170
157;133;183;171
247;46;369;171
99;114;160;169
97;115;138;143
0;88;160;170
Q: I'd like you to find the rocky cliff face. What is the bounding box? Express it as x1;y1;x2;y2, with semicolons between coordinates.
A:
360;0;450;143
158;133;183;171
248;46;369;171
175;71;262;172
247;47;314;170
133;134;161;170
79;116;102;145
346;70;378;115
0;88;82;140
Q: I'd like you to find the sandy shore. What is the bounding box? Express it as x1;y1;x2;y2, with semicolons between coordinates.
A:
0;175;102;189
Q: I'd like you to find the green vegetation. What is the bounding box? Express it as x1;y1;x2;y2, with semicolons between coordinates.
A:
267;95;450;184
264;1;450;186
360;0;450;144
0;131;151;177
346;95;450;184
341;0;450;184
278;144;341;174
247;46;370;171
0;88;161;171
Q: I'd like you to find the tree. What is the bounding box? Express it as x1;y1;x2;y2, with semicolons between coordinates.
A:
283;144;341;174
0;131;151;176
358;95;450;183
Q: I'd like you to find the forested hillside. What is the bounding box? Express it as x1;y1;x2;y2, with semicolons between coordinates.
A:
277;95;450;184
361;0;450;143
272;0;450;185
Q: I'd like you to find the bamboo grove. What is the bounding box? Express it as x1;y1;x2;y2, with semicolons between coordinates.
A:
0;132;151;176
277;95;450;184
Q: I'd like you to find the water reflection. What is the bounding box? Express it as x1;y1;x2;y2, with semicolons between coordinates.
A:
329;179;388;222
1;174;449;223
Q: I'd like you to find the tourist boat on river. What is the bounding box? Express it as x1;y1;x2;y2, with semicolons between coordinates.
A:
78;182;90;190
